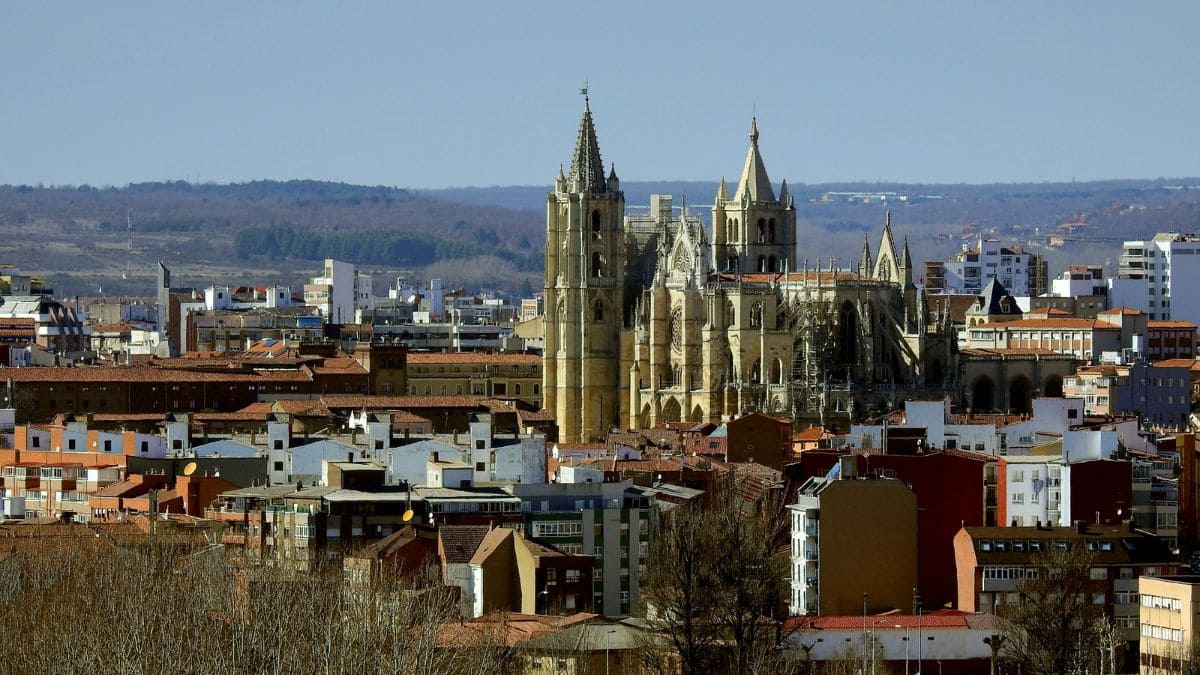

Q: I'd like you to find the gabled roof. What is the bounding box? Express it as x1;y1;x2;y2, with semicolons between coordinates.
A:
440;525;492;564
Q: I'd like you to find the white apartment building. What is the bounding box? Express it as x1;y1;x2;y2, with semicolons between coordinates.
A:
1110;233;1200;324
927;237;1047;297
304;258;373;324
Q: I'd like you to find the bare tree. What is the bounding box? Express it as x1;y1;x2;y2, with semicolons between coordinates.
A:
998;545;1104;675
640;487;789;675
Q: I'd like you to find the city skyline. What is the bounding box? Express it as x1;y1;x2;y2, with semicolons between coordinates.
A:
2;3;1199;189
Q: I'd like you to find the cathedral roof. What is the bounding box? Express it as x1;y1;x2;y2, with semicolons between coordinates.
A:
568;94;607;193
734;117;775;203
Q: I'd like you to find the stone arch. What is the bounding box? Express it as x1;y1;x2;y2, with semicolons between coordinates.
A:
514;384;522;395
725;300;736;326
1043;374;1064;398
724;349;736;383
1009;375;1033;413
690;405;704;423
757;218;766;243
971;375;996;411
768;255;777;273
638;404;651;429
593;301;605;322
661;398;682;424
837;301;858;366
768;218;777;243
591;251;604;278
757;255;767;273
770;358;783;385
770;396;782;412
591;209;602;234
750;358;762;384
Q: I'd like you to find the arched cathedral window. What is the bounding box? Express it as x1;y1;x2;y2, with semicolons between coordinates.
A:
757;219;766;243
591;251;605;278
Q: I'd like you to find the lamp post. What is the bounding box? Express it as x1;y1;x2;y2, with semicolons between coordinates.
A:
605;628;616;675
863;592;870;674
897;624;910;675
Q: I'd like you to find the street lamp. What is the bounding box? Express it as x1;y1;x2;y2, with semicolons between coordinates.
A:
896;624;910;675
605;628;617;675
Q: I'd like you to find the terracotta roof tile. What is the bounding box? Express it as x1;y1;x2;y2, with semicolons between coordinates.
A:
407;353;540;365
976;318;1119;329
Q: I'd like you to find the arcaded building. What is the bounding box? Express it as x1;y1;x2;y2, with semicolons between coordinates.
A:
544;96;958;442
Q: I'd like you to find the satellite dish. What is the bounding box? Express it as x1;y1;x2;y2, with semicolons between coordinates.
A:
183;462;198;476
402;509;414;523
1117;508;1123;517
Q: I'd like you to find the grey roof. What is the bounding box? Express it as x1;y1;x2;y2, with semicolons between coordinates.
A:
219;485;296;499
190;439;259;458
976;278;1020;316
521;621;645;653
321;489;419;503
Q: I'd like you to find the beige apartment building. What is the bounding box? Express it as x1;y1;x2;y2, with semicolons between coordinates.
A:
1140;575;1200;673
405;353;542;409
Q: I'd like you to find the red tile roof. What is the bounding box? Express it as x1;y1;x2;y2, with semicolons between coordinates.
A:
1149;320;1197;329
976;318;1119;330
407;353;540;365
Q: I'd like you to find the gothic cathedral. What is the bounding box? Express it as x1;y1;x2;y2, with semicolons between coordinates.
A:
544;97;957;442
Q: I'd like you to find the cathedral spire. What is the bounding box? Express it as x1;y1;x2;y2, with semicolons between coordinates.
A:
859;234;873;276
716;176;728;202
900;235;912;270
568;90;606;193
734;117;775;203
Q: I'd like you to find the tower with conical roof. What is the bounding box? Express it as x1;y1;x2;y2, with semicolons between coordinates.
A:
711;118;796;273
543;91;626;442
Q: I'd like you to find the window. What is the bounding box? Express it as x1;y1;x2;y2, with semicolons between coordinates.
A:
1090;567;1108;580
476;462;485;472
68;439;76;450
1012;493;1024;504
273;461;284;472
565;569;581;583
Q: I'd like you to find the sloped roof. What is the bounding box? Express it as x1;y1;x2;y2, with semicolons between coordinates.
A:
440;525;491;564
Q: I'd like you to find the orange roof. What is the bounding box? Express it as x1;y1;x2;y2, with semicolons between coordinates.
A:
793;426;831;442
407;353;540;365
1155;359;1200;371
1149;320;1197;329
0;365;312;383
976;318;1119;330
1098;307;1145;316
320;394;514;412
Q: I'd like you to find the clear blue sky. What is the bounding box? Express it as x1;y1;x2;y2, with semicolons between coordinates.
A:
2;2;1198;188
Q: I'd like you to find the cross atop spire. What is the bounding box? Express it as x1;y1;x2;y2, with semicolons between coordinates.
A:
568;89;606;194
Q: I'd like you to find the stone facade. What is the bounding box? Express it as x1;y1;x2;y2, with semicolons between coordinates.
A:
545;98;958;442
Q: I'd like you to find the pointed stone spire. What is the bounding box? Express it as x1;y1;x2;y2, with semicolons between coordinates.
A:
900;235;912;270
859;234;873;276
607;163;620;192
555;164;567;192
778;179;790;204
734;117;775;203
568;93;606;193
716;176;728;202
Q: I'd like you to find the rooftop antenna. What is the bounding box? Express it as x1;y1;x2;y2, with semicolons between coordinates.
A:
123;208;133;280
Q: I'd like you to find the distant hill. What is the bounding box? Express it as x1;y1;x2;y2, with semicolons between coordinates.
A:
2;178;1200;299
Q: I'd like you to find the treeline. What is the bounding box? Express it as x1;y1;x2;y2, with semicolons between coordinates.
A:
235;225;543;271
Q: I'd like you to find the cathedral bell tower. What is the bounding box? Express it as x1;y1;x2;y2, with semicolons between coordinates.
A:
711;118;796;274
543;92;626;442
